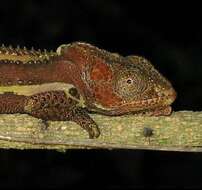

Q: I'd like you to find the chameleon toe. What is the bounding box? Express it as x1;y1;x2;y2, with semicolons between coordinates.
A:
89;123;100;138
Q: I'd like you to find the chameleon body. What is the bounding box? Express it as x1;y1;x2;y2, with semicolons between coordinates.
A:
0;42;176;138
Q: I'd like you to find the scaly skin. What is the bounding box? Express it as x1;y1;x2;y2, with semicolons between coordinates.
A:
57;42;177;116
0;42;176;138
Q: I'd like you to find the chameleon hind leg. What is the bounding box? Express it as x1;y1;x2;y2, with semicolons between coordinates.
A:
24;90;100;139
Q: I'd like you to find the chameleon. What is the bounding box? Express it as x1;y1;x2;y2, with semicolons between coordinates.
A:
0;42;176;138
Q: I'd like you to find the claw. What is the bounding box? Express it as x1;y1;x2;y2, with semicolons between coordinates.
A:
88;123;100;139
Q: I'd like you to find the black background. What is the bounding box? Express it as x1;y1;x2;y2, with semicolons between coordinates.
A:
0;0;201;188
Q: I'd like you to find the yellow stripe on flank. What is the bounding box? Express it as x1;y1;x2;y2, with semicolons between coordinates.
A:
0;82;86;107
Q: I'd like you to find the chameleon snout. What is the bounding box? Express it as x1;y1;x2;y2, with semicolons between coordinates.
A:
164;88;176;98
161;87;177;105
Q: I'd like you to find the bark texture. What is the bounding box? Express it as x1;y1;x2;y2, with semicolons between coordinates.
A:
0;111;201;152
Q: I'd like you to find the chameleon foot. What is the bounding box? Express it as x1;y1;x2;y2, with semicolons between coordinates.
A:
69;107;100;139
84;123;100;139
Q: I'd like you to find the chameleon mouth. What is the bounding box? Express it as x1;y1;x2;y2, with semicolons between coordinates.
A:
119;88;176;110
112;88;177;115
89;88;177;116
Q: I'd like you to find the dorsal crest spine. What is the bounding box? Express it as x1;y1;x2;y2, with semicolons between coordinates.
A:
0;44;58;65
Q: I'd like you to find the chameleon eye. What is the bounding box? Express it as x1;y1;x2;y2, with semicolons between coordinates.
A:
126;78;133;84
114;73;147;101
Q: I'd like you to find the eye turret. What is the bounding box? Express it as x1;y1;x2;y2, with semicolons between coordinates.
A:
114;71;148;101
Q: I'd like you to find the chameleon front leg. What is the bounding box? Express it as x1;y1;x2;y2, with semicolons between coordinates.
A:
24;91;100;138
69;107;100;138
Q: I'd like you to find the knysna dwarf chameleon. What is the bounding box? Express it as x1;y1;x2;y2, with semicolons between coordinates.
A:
0;42;176;138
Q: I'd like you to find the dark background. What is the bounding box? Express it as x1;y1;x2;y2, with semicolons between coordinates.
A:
0;0;201;188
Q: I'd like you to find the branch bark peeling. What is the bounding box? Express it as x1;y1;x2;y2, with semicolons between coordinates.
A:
0;111;201;152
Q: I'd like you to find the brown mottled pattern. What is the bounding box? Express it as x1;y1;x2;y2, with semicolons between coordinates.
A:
24;91;77;119
0;93;26;113
23;90;99;138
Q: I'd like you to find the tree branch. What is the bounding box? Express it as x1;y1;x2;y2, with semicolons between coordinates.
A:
0;111;201;152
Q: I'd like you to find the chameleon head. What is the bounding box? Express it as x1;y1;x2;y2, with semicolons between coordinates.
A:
56;42;176;116
87;54;177;115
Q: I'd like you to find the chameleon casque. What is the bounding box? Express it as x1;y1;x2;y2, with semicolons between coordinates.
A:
0;42;176;138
